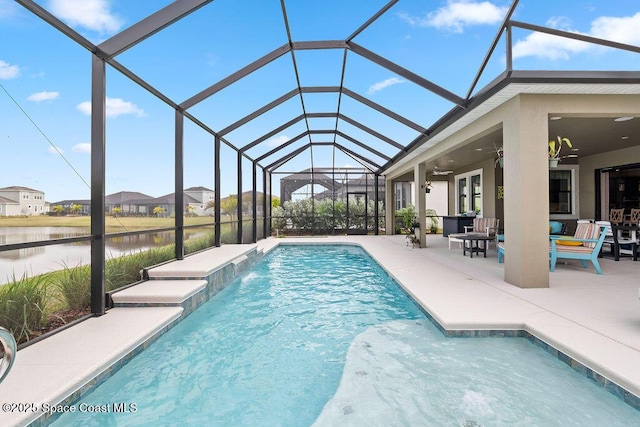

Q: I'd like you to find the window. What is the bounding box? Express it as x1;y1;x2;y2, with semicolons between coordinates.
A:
455;169;483;215
394;182;412;210
549;170;572;214
471;175;481;213
457;178;467;213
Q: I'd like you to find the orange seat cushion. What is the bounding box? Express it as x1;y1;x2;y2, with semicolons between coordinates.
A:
556;240;583;246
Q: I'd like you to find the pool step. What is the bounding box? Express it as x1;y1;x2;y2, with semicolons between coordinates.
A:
113;245;263;318
112;279;207;307
146;244;257;279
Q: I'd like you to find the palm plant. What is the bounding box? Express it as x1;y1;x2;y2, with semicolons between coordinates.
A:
548;136;573;167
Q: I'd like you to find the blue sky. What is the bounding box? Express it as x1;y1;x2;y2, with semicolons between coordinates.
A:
1;0;640;202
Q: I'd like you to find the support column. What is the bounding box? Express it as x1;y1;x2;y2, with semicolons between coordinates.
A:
214;136;221;247
237;152;243;244
90;54;106;316
385;177;394;234
503;95;549;288
263;168;268;239
374;174;379;235
414;162;427;247
174;110;184;259
252;161;257;243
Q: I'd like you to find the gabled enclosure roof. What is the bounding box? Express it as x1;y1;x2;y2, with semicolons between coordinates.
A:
17;0;640;176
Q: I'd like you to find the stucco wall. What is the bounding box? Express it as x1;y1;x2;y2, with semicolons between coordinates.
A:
446;157;497;218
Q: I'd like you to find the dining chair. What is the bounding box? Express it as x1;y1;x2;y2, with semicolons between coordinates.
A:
609;208;625;225
628;208;640;226
463;217;499;249
611;223;640;261
596;220;615;257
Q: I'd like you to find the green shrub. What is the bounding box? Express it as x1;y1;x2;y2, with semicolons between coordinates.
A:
396;205;416;232
220;230;238;244
105;254;137;291
284;199;314;230
426;208;439;233
0;274;48;344
105;245;175;291
54;262;91;310
271;206;286;233
184;232;215;254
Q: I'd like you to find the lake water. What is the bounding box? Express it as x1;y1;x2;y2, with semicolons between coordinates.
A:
0;227;205;284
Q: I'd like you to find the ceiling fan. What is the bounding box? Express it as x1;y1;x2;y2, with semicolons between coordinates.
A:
432;169;453;176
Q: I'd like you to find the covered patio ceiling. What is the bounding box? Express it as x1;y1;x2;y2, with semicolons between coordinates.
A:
408;81;640;176
17;0;640;179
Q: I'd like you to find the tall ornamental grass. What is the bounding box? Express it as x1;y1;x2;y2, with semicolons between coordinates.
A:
105;245;175;291
0;274;48;344
184;232;215;255
54;262;91;311
2;231;220;343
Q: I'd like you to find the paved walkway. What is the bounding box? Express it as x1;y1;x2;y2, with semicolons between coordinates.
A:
1;235;638;425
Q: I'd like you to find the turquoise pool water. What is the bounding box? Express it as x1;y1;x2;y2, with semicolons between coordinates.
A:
50;245;640;426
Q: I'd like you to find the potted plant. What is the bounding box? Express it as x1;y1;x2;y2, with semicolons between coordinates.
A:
423;177;433;193
396;205;416;234
548;136;572;168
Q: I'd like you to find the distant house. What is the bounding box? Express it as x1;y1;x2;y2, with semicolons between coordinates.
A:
104;187;215;217
185;186;215;216
50;199;91;215
0;186;47;216
0;195;20;216
135;190;213;217
131;193;194;217
105;191;154;215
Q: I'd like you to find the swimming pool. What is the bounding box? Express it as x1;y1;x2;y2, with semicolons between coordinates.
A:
50;245;640;426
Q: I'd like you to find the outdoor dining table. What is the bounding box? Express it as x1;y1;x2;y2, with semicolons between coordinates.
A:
448;233;495;258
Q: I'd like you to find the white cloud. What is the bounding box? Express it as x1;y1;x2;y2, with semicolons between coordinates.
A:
590;12;640;46
47;146;64;155
76;101;91;115
513;13;640;60
72;143;91;153
367;77;405;95
27;91;60;102
512;31;591;60
77;97;145;118
267;135;290;148
0;60;19;79
49;0;123;34
399;1;507;33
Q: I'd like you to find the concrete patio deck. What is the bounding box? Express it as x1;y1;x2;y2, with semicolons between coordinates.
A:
1;234;639;425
